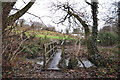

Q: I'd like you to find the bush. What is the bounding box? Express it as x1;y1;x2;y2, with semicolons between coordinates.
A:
80;38;86;45
67;57;78;69
97;32;118;46
21;44;40;59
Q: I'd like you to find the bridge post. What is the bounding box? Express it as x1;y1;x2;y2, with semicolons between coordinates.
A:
43;45;46;68
43;41;58;68
54;42;57;51
53;43;54;53
49;44;52;57
59;40;67;68
62;44;65;57
61;40;66;54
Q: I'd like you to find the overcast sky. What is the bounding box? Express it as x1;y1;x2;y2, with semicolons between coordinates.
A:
13;0;119;32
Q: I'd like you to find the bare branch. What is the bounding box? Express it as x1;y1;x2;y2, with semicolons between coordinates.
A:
12;8;47;27
8;0;36;25
10;37;29;61
85;0;92;6
51;2;90;36
22;0;26;4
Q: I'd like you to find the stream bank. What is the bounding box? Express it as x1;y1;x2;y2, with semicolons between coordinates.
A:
9;45;118;78
35;49;94;70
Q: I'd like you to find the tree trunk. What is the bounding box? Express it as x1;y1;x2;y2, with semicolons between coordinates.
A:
91;2;98;45
87;2;107;67
2;0;35;74
2;0;35;52
86;35;106;67
117;2;120;52
67;8;106;67
2;0;35;34
2;2;16;34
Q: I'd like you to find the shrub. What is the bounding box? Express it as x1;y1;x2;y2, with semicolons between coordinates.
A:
97;32;118;46
21;44;40;59
67;57;78;69
80;38;86;45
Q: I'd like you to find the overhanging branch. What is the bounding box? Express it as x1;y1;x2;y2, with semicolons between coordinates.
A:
85;0;92;6
12;8;47;27
7;0;36;24
67;10;90;35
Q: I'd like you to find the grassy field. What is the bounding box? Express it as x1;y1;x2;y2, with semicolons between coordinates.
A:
13;27;78;40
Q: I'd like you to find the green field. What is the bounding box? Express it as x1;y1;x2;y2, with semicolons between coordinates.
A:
14;27;78;40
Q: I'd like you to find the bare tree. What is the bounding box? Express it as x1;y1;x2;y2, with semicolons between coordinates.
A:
100;1;119;50
91;0;98;44
51;0;107;67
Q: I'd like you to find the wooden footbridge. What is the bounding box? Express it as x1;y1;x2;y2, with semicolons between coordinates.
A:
42;40;65;68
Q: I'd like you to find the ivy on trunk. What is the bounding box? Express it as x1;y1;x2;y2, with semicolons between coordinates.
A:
60;2;107;67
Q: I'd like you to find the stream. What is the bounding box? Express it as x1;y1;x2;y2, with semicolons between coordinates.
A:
48;49;62;70
36;49;93;69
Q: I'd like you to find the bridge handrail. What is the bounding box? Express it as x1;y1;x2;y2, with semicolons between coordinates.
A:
43;41;57;68
44;41;56;46
61;40;65;45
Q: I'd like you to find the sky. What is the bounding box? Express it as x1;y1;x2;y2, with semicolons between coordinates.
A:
12;0;119;33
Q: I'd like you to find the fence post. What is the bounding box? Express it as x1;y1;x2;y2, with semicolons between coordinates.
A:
59;40;67;68
55;42;57;51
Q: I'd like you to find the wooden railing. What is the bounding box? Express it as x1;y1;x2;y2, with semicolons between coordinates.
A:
43;41;57;68
61;40;65;54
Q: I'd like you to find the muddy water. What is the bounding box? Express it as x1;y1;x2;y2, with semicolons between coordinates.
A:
36;49;93;69
78;58;93;68
65;58;93;68
36;61;43;65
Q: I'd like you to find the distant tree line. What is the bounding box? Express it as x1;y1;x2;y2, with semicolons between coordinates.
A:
16;19;56;32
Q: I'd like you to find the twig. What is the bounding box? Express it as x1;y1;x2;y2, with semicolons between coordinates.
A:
12;8;47;27
13;48;25;60
85;0;92;6
2;44;11;55
10;37;29;61
76;41;87;70
22;0;26;4
2;37;18;55
4;27;30;39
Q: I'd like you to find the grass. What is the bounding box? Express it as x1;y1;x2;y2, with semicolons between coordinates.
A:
14;27;77;40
